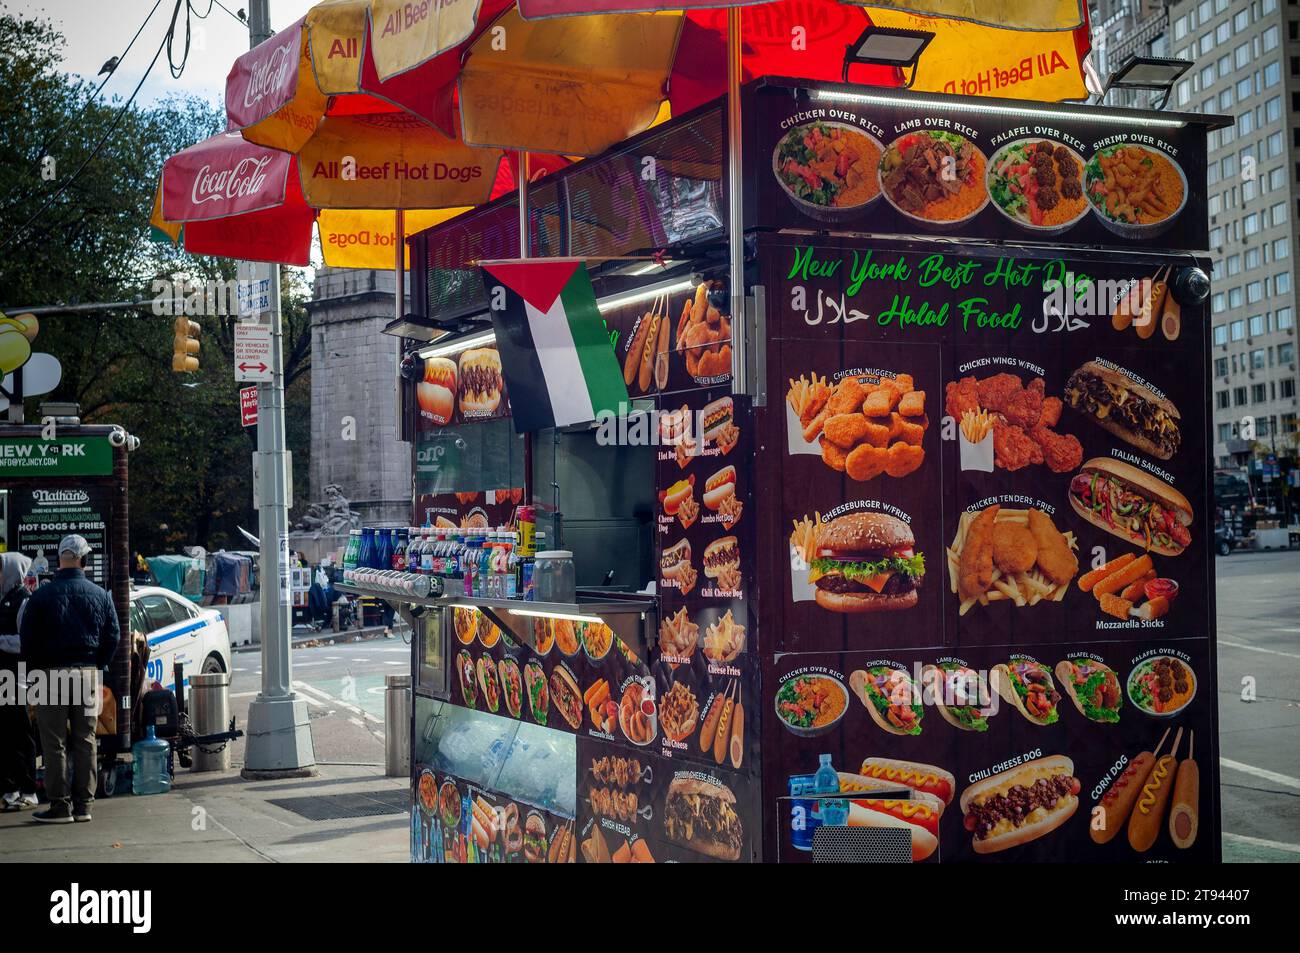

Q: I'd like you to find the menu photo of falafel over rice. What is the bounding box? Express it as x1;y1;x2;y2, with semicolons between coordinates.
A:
945;365;1083;474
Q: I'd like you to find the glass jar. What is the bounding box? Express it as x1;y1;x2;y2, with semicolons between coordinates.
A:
533;550;576;604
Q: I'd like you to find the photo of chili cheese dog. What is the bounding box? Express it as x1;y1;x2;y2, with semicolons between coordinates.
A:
961;755;1080;854
847;798;940;861
1091;726;1169;844
1169;730;1199;849
858;757;955;805
1128;726;1183;852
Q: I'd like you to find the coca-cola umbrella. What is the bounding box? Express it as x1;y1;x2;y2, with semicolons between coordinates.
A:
149;131;474;268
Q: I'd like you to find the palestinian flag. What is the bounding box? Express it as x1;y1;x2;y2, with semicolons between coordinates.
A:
480;259;628;433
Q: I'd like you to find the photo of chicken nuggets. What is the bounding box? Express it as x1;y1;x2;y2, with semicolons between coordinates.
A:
897;390;926;417
863;388;898;417
802;406;829;443
826;376;867;416
896;418;926;446
845;443;888;481
884;441;925;478
823;413;872;449
820;436;848;472
863;419;894;447
893;374;914;393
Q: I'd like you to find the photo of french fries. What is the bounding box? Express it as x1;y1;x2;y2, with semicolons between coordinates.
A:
786;369;928;480
1078;551;1178;622
788;512;822;571
947;505;1079;616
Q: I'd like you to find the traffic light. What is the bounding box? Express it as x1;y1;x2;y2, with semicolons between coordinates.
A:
172;316;200;372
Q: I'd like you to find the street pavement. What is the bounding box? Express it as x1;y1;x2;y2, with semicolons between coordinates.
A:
1215;548;1300;862
228;633;412;767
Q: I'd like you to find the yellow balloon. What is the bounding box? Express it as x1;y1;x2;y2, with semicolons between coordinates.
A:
0;327;32;374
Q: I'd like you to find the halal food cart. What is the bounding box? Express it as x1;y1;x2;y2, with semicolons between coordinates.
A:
348;78;1226;862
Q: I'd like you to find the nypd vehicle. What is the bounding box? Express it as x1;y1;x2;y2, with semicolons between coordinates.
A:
129;586;231;698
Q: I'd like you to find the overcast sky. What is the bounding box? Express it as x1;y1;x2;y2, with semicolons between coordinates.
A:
21;0;318;106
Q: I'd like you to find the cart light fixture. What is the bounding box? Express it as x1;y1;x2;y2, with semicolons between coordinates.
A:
842;26;933;88
810;88;1188;128
596;278;695;314
507;607;606;626
1105;55;1193;111
416;329;497;359
382;312;451;343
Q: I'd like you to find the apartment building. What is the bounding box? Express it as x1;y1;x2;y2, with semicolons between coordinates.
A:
1165;0;1300;467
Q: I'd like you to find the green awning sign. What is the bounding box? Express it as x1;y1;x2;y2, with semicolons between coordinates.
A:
0;437;113;477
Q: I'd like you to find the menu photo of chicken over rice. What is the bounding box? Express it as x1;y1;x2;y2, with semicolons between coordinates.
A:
944;362;1083;474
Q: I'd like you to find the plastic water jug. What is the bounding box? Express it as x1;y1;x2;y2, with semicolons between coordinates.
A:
132;725;171;795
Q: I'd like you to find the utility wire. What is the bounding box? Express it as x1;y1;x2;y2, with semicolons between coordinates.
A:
1;2;180;253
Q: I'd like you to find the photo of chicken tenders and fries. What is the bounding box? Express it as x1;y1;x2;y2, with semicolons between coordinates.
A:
945;371;1083;473
948;505;1079;616
787;371;928;480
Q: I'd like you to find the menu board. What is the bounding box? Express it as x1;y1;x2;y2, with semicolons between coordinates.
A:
10;486;113;588
758;234;1218;863
748;80;1218;252
411;766;575;864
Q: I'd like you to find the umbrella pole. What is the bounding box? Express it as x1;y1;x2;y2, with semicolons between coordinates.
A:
726;7;744;394
395;208;405;321
518;150;529;259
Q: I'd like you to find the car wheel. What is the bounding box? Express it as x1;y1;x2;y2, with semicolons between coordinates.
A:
1217;540;1231;557
201;654;224;675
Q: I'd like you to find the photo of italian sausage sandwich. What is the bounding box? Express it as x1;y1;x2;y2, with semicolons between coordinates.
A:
991;658;1061;725
1064;361;1181;460
922;662;995;732
809;513;924;613
1068;458;1193;556
850;665;923;736
960;755;1080;854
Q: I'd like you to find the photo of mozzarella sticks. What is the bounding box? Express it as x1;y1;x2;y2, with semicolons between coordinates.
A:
1077;550;1178;622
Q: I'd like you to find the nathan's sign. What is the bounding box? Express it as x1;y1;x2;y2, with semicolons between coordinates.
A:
0;437;113;477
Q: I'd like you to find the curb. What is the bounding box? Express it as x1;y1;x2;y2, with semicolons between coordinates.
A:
233;624;410;654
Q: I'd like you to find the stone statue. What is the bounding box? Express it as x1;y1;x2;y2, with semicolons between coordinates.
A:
294;483;361;535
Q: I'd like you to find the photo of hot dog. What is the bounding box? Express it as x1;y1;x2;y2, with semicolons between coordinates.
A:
701;396;739;454
703;465;737;511
660;538;697;595
846;798;941;861
1128;726;1183;852
417;357;456;424
858;757;955;806
1068;458;1193;556
960;755;1080;854
1169;730;1199;849
1091;727;1169;845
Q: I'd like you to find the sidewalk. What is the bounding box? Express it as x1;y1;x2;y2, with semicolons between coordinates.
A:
0;763;411;863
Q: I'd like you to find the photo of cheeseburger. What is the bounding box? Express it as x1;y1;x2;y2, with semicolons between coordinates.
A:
810;513;925;613
458;347;504;416
418;357;457;425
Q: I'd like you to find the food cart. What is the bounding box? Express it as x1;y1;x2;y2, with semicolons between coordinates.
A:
0;423;133;792
341;77;1226;862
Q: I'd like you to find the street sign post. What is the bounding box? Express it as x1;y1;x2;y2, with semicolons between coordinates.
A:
240;386;258;427
234;323;272;382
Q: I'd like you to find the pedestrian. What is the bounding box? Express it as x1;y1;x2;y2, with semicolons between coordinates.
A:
0;553;39;812
19;535;119;824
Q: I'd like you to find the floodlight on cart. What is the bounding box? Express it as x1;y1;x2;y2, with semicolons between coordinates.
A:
842;26;934;88
1105;56;1193;111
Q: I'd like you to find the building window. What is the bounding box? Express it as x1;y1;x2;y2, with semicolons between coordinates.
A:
1246;248;1261;271
1218;423;1235;442
1250;314;1268;336
1234;386;1249;405
1234;9;1250;31
1214;324;1229;346
1231;319;1246;341
1266;96;1283;124
1252;348;1267;369
1230;287;1245;308
1279;342;1295;364
1235;42;1251;68
1263;26;1279;53
1215;357;1229;376
1252;383;1268;403
1227;255;1241;276
1271;167;1287;191
1278;307;1294;330
1244;213;1260;236
1267;132;1284;158
1283;380;1297;399
1277;272;1292;295
1265;62;1281;88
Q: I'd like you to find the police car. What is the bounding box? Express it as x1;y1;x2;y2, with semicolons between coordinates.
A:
129;586;231;698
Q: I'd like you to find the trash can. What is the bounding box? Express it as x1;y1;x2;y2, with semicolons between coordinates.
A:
385;674;411;777
190;672;231;773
